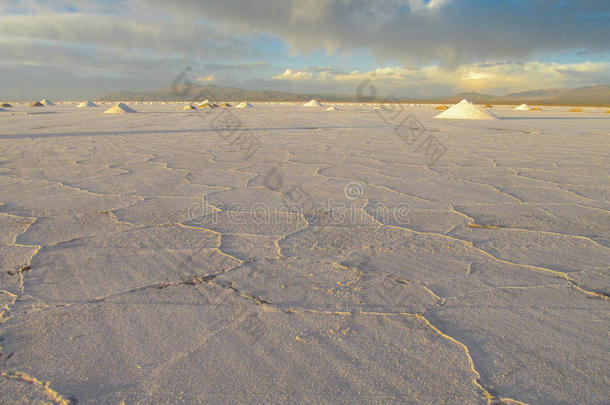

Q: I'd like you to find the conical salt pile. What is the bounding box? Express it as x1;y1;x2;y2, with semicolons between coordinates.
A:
325;106;339;111
304;99;322;107
103;103;138;114
235;101;253;109
530;106;542;111
569;107;584;112
77;101;98;108
40;99;55;106
514;104;531;111
434;105;448;110
183;104;197;110
435;99;498;120
30;101;44;107
198;100;217;108
218;102;231;107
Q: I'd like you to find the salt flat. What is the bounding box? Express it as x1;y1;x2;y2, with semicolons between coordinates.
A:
0;102;609;404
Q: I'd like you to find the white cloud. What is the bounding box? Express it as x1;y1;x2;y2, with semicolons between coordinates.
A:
272;69;314;80
268;61;610;96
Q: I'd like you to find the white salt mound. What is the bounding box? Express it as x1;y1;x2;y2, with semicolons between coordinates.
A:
77;101;98;108
103;103;138;114
235;101;253;109
435;99;498;120
326;106;339;111
514;104;531;111
40;99;55;106
183;104;197;110
304;99;323;107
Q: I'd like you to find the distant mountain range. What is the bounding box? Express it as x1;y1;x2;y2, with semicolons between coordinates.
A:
436;85;610;106
101;84;610;106
102;84;317;103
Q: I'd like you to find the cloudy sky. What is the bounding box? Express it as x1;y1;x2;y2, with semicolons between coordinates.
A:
1;0;609;99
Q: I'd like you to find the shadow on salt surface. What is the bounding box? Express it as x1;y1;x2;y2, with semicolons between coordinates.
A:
215;256;438;314
0;178;140;218
112;196;205;226
278;225;484;282
0;285;479;404
14;211;133;246
453;202;610;246
0;124;393;140
428;286;610;404
23;224;238;303
448;223;610;294
0;244;39;293
186;209;308;235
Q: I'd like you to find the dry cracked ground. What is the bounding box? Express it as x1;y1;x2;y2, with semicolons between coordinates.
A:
0;103;609;404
